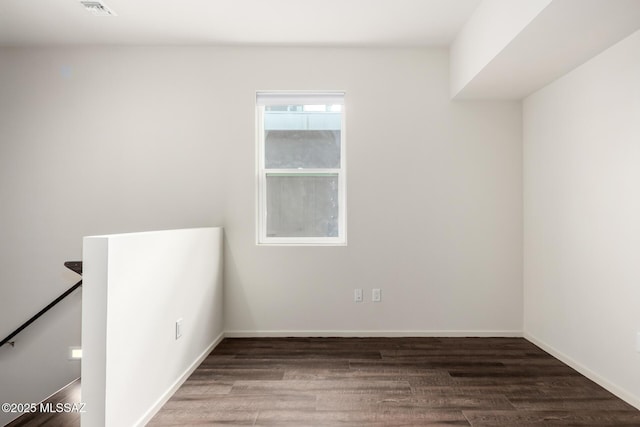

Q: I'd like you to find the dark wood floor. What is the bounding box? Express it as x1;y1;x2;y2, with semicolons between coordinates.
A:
148;337;640;426
8;338;640;426
6;378;81;427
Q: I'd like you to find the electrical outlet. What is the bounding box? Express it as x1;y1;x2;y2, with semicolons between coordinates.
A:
372;288;381;302
176;319;183;340
354;288;363;302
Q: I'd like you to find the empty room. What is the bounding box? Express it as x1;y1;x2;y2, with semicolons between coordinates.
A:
1;0;640;426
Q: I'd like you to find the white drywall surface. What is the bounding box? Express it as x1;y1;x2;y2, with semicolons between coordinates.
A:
524;30;640;408
82;227;224;427
220;48;523;336
450;0;551;97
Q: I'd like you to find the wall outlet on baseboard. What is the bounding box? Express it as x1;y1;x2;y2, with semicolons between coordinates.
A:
372;288;381;302
176;319;183;340
354;288;363;302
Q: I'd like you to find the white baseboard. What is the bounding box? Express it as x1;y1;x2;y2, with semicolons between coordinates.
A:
134;331;225;427
224;330;523;338
524;332;640;411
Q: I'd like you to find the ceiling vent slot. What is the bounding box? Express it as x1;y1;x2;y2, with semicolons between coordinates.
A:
80;1;117;16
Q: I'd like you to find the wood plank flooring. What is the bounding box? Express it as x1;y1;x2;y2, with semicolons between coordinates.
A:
149;337;640;426
7;338;640;426
6;379;81;427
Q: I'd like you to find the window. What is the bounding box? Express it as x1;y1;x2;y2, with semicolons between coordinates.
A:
257;92;346;245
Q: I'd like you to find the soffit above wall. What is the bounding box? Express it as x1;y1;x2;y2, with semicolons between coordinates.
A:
452;0;640;100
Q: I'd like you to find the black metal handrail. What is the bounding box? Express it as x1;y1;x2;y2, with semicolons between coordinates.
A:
0;261;82;348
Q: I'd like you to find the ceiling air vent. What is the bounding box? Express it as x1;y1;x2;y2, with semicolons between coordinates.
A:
80;1;117;16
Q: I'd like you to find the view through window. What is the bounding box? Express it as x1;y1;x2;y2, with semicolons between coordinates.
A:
256;92;346;245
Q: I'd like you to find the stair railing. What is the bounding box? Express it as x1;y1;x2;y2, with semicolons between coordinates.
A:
0;261;82;348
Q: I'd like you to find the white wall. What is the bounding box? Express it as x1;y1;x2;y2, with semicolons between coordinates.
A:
0;47;522;421
0;47;227;424
524;30;640;408
221;48;523;336
82;227;224;427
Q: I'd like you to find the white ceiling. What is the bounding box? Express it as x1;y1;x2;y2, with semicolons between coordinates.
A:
0;0;481;47
3;0;639;100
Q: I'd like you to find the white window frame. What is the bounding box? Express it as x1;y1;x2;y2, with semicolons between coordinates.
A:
256;91;347;246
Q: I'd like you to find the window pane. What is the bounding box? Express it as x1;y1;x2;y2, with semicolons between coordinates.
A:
264;106;341;169
266;174;339;238
265;130;340;169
